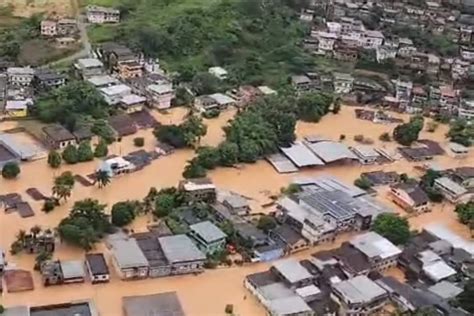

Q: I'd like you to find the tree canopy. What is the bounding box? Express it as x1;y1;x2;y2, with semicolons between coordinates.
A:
57;199;113;250
2;162;20;179
455;201;474;225
456;278;474;314
47;150;62;168
393;115;424;146
89;0;314;87
154;115;207;148
447;119;474;147
35;81;109;130
372;213;411;245
111;201;138;227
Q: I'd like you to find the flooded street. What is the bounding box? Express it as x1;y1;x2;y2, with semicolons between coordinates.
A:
1;105;472;314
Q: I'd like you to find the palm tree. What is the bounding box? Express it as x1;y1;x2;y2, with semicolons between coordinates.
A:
52;184;72;202
95;170;111;189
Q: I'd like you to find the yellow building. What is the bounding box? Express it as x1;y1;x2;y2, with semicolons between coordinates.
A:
5;100;31;118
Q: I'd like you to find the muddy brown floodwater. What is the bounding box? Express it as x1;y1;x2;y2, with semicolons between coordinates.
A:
0;105;472;315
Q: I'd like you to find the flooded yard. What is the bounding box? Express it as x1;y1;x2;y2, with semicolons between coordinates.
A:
1;105;472;314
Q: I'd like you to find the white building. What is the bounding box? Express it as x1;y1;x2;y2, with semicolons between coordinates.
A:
433;177;469;204
87;75;119;88
208;66;228;80
7;67;35;86
99;156;135;177
362;30;384;49
146;83;174;110
74;58;104;78
315;31;338;54
458;99;474;120
100;84;132;105
86;5;120;24
349;232;402;272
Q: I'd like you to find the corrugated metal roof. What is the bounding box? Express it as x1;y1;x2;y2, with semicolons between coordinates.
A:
305;141;358;163
280;142;325;167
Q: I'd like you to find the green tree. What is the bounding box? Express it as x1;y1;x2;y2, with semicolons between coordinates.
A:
455;202;474;225
42;199;57;213
154;194;177;218
94;138;109;158
192;72;222;95
354;176;372;190
257;215;277;233
181;115;207;147
52;171;75;202
77;141;94;162
296;93;332;122
47;150;62;168
111;201;137;226
239;139;260;163
372;214;411;245
218;142;239;166
196;146;220;169
2;162;20;179
62;144;78;164
57;199;112;250
133;137;145;147
393;116;424;146
447;119;474;147
457;278;474;313
154;125;187;148
92;120;116;144
95;170;111;189
36;81;108;126
182;159;207;179
332;98;341;114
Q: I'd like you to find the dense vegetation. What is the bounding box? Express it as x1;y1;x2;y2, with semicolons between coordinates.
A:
90;0;313;87
0;10;40;61
455;201;474;229
34;81;110;132
182;92;334;178
419;169;443;203
57;199;114;250
2;162;20;179
393;115;424;146
371;213;411;245
447;119;474;147
154;115;207;148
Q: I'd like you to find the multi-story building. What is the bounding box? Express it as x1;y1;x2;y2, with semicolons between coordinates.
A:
331;275;389;316
333;72;354;94
86;5;120;24
189;221;227;254
41;20;57;37
433;177;469;204
349;232;402;272
146;83;174;110
389;183;430;213
74;58;104;78
458;99;474;120
7;67;35;86
111;238;149;280
179;178;217;203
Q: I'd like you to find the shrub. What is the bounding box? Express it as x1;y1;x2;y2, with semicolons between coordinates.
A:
354;134;364;142
133;137;145;147
339;134;346;141
379;132;391;142
2;162;20;179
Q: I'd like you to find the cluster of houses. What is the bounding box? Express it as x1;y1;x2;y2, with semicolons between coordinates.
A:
267;134;443;174
40;17;79;47
298;0;474;120
388;166;474;214
246;223;473;316
0;66;66;118
2;291;186;316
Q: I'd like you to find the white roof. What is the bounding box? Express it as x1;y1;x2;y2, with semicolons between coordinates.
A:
7;67;34;75
208;66;228;75
76;58;103;69
305;141;358;163
423;261;456;282
111;238;149;269
60;260;85;279
428;281;463;299
434;177;468;196
258;86;277;95
295;285;321;298
147;83;173;94
100;84;131;96
280;141;325;167
333;275;387;304
365;30;384;38
352;145;380;158
87;75;119;87
182;180;215;191
209;93;235;105
121;94;146;105
5;99;32;110
350;232;402;259
449;142;469;153
316;31;338;39
272;258;312;284
104;156;133;167
268;296;312;315
425;224;474;256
